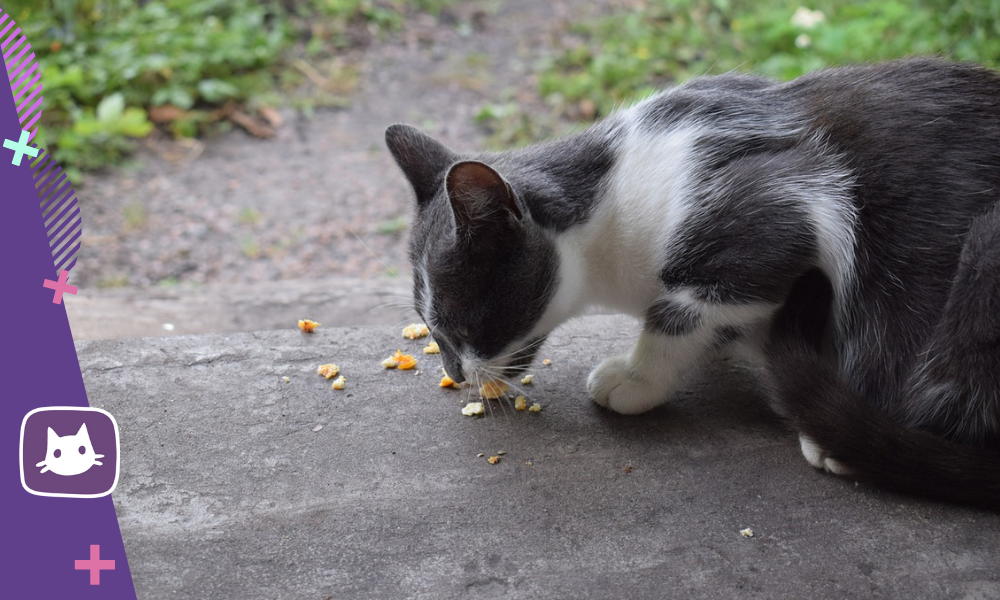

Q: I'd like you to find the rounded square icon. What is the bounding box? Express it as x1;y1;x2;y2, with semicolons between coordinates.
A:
20;407;120;498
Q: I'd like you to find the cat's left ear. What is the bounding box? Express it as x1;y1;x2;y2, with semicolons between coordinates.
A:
76;423;89;438
446;161;522;233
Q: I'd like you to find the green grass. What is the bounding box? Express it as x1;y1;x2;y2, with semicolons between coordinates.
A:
479;0;1000;143
6;0;454;177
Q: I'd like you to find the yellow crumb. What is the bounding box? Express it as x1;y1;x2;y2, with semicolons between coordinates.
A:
520;374;534;385
423;341;440;354
462;402;485;416
479;380;508;399
382;355;400;368
487;455;501;465
298;319;320;333
740;528;755;538
402;323;430;339
514;395;527;411
317;363;340;379
542;358;552;366
331;375;346;390
281;376;290;383
528;403;542;412
396;353;418;370
440;375;461;389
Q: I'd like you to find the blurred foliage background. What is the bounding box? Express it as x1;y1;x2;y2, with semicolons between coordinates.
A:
4;0;451;179
481;0;1000;145
6;0;1000;175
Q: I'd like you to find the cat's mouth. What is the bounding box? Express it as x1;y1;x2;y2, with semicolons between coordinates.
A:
450;335;547;384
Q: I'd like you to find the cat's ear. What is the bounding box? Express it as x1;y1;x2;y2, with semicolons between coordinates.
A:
385;124;457;203
47;427;57;444
76;423;89;439
445;161;522;233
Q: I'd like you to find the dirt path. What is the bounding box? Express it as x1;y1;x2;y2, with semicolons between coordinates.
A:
72;0;613;290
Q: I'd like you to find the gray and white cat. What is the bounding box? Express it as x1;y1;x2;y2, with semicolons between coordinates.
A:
385;58;1000;509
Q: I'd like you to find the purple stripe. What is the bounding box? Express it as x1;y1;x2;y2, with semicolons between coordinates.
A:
34;161;60;192
7;47;31;80
10;59;36;94
15;75;40;109
58;255;79;274
13;67;39;104
50;225;83;263
31;150;56;178
42;187;74;219
3;30;24;57
40;182;71;214
22;104;41;132
0;19;13;43
47;210;81;251
39;177;71;210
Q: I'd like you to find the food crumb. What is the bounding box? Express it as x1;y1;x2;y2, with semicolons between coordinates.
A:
317;363;340;379
740;528;755;538
440;375;461;389
298;319;320;333
525;461;534;466
542;358;552;366
423;341;440;354
402;323;430;339
528;403;542;412
514;395;527;411
520;374;534;385
623;465;633;474
462;402;485;417
332;375;346;390
497;450;507;456
477;452;484;458
487;455;501;465
281;376;290;383
383;350;417;370
312;424;323;432
479;380;508;399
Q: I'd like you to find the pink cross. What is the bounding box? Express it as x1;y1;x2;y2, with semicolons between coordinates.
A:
75;544;115;585
42;269;78;304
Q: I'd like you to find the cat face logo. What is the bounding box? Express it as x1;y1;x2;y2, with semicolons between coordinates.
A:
35;423;105;476
20;406;120;498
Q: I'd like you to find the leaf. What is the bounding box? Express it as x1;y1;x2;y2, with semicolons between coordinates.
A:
96;92;125;123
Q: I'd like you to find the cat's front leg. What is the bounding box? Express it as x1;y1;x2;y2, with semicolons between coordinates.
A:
588;322;711;415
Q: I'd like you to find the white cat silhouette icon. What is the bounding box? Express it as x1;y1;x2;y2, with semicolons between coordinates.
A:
35;423;105;476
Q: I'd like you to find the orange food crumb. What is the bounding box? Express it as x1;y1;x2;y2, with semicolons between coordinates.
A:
440;375;461;389
298;319;320;333
317;363;340;379
479;380;508;399
383;350;417;370
423;341;440;354
487;455;501;465
542;358;552;366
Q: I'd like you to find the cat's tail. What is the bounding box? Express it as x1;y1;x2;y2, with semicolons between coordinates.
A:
764;269;1000;512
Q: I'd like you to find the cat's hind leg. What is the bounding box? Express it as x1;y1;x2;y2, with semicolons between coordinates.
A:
903;204;1000;447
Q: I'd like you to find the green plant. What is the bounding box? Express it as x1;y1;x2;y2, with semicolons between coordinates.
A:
7;0;455;175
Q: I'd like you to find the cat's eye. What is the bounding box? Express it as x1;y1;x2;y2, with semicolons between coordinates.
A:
78;446;86;454
53;449;61;458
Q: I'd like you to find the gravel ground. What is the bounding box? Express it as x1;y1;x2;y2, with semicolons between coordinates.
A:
72;0;618;291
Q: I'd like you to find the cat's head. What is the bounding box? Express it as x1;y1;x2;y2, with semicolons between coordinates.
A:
36;423;105;476
385;124;558;384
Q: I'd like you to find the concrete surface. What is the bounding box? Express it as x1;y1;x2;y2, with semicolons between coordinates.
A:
77;315;1000;599
66;276;413;340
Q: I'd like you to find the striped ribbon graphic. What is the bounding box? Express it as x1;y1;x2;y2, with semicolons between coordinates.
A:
2;6;82;276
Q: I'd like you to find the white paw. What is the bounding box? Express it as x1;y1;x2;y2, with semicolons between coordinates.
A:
799;434;853;476
587;355;668;415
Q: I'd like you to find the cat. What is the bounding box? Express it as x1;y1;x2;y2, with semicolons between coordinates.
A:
385;58;1000;510
36;423;105;476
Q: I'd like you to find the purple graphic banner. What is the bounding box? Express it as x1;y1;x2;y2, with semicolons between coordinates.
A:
1;11;137;599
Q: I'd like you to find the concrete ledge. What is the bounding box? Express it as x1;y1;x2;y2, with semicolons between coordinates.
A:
77;316;1000;599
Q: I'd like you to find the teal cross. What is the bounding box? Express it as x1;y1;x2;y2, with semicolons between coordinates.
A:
3;130;39;166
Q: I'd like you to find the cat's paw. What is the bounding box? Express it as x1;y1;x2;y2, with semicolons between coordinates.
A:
587;355;668;415
799;434;853;476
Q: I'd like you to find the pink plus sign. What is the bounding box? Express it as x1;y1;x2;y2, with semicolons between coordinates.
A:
42;269;78;304
75;544;115;585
